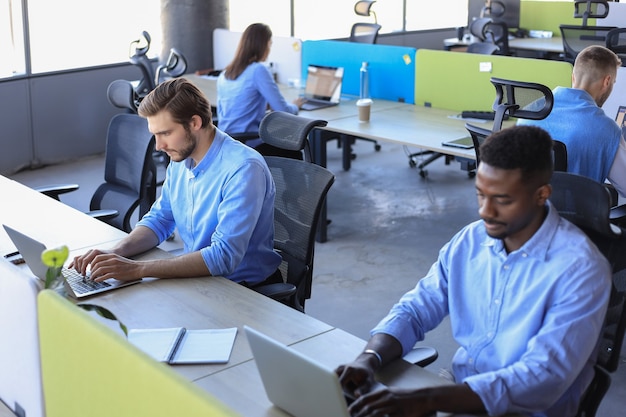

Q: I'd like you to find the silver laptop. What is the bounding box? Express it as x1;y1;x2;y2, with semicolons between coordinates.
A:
300;64;344;111
244;325;389;417
2;224;141;299
442;136;474;149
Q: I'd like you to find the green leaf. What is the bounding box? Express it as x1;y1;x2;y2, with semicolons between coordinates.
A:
78;303;128;336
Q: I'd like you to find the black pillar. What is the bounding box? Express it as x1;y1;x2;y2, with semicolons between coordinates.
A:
160;0;229;73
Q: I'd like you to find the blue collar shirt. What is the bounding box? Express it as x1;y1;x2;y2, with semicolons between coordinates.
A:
372;202;611;417
136;128;281;285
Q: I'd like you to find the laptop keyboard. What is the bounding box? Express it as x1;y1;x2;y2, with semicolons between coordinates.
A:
62;267;111;294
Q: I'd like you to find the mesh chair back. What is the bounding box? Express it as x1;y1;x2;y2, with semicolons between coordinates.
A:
559;25;616;63
550;172;617;238
550;171;626;417
266;157;334;311
490;77;554;131
90;114;156;232
606;27;626;65
259;111;327;162
349;23;382;44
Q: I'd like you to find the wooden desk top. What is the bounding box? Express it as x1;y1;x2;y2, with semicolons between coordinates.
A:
87;272;334;382
324;105;501;160
0;175;127;253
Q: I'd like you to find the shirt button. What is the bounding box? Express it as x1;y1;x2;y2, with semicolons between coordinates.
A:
503;265;510;270
522;252;528;258
468;358;474;364
494;299;501;305
487;332;494;338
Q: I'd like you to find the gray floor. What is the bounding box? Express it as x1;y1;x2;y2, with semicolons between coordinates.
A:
8;140;624;415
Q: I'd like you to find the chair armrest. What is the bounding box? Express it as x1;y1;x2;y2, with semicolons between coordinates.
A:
403;346;439;367
604;183;619;207
229;132;260;144
610;204;626;228
85;209;119;222
34;183;80;201
252;282;297;301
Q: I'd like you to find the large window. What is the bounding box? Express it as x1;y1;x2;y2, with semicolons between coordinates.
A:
0;0;26;77
229;0;469;40
27;0;161;74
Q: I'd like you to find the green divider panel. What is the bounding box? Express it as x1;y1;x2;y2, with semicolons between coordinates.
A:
520;0;594;34
38;290;239;417
302;40;416;104
414;49;572;112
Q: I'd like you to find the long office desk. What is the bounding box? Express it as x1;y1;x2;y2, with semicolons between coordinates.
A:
0;174;524;417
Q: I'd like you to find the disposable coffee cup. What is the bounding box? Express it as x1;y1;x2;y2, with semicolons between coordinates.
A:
356;98;372;122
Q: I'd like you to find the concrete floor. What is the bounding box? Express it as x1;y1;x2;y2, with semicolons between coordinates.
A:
9;140;624;416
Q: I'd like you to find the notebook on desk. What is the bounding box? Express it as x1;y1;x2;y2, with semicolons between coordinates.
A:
2;224;141;299
245;325;388;417
299;64;344;111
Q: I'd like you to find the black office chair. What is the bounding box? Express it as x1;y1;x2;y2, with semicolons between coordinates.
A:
350;0;381;44
251;112;334;312
605;27;626;66
574;0;610;27
465;77;554;165
154;48;188;86
559;25;616;64
106;79;139;113
129;31;156;98
549;171;626;417
466;41;500;55
349;23;382;44
89;114;157;232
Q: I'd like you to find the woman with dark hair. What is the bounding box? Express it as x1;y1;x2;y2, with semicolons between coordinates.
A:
217;23;304;150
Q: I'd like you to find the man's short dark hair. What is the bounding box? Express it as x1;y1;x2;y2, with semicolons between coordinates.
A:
138;78;212;129
480;125;554;187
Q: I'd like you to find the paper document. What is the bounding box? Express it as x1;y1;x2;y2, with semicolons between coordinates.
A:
128;327;238;364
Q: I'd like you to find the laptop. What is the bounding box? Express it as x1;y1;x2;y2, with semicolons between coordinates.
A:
2;224;141;299
245;325;389;417
442;136;474;149
299;64;344;111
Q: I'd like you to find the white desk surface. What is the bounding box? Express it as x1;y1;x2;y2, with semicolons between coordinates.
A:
0;175;127;254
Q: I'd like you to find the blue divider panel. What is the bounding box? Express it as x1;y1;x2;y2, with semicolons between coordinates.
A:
301;40;416;104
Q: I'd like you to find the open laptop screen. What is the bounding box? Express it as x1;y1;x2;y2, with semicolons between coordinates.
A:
615;106;626;129
304;65;344;103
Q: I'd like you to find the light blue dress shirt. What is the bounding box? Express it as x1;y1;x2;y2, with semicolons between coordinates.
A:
136;128;281;285
216;62;298;139
372;201;611;417
517;87;620;183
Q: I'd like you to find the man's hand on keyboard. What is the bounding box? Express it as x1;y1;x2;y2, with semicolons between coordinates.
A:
70;249;144;282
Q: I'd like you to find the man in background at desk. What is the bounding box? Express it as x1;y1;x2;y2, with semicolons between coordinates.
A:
71;78;282;287
336;126;611;417
518;45;626;197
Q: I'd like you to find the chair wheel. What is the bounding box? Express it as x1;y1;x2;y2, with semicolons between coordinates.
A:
374;144;381;151
351;153;357;160
409;159;417;168
419;169;428;178
468;171;476;178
